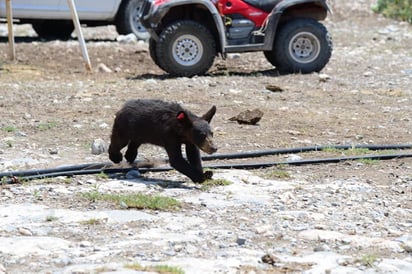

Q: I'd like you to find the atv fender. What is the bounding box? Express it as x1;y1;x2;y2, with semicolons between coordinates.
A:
141;0;227;49
262;0;331;51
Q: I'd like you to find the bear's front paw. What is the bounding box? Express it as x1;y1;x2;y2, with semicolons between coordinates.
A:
202;170;214;181
109;152;123;164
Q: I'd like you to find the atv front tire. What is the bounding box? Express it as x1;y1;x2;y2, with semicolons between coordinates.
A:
264;18;332;74
155;20;216;77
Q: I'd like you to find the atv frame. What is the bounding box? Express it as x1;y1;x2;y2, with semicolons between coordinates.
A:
140;0;333;76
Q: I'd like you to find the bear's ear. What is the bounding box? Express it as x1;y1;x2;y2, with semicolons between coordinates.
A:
202;106;216;123
176;111;193;127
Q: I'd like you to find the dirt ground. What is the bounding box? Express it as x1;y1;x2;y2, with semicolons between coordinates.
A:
1;0;412;181
0;0;412;272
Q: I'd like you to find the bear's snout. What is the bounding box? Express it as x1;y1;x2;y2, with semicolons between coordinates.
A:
200;137;217;154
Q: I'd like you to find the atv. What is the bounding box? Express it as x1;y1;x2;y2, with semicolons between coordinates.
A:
140;0;333;77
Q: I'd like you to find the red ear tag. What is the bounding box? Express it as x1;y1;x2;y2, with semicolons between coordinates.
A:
177;112;185;120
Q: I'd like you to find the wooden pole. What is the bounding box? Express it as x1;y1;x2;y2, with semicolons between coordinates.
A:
6;0;15;60
67;0;92;72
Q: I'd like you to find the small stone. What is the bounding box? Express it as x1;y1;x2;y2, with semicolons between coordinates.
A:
91;138;107;155
261;254;280;265
116;33;137;44
97;63;112;73
126;169;141;179
265;84;283;92
236;237;246;246
119;201;128;209
228;53;241;59
313;244;331;252
99;122;109;129
255;225;271;234
363;71;373;77
401;241;412;253
80;241;92;248
319;73;331;82
286;154;302;161
18;227;33;236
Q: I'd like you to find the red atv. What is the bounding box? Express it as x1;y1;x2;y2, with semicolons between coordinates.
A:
140;0;332;77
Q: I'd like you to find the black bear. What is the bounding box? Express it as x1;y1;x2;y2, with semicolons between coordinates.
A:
108;99;217;183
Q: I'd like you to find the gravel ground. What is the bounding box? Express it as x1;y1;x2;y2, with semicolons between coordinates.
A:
0;0;412;273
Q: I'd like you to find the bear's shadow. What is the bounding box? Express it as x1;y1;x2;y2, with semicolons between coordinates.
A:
109;173;195;189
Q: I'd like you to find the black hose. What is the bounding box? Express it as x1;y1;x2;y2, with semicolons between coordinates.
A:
2;144;412;184
201;144;412;161
2;143;410;179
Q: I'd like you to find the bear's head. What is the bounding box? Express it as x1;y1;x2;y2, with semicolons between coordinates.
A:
177;106;217;154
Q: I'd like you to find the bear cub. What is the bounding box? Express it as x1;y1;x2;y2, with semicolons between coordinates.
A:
109;99;217;183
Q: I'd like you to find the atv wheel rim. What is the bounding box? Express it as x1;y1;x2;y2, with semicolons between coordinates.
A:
289;31;320;64
131;2;150;39
172;35;203;66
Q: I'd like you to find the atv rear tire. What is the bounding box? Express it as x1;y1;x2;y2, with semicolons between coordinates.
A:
149;38;164;70
264;18;332;74
155;20;216;77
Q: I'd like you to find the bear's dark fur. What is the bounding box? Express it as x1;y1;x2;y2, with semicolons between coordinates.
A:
108;99;217;183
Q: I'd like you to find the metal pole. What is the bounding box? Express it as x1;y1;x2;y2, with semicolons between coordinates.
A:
5;0;15;60
67;0;92;72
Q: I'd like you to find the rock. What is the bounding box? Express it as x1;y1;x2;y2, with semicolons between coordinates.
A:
91;139;107;155
97;63;113;73
236;237;246;246
125;169;141;179
261;254;280;265
18;227;33;236
229;109;264;125
314;244;331;252
319;73;331;82
401;241;412;253
116;33;137;44
265;84;284;92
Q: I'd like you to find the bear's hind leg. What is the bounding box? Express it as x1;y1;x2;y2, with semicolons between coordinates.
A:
125;141;140;164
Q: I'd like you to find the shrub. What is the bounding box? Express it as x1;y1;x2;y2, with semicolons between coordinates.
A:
372;0;412;23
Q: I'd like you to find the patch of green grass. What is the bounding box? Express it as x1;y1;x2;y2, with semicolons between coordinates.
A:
96;172;109;180
200;178;232;190
372;0;412;23
357;254;378;267
45;215;59;222
81;190;181;211
37;122;58;131
321;147;343;153
266;169;291;179
33;189;42;201
80;218;104;225
322;147;372;155
358;158;379;165
125;263;184;274
2;126;16;132
81;188;102;203
5;140;13;148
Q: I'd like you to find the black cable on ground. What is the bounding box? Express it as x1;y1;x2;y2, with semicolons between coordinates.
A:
201;144;412;161
2;143;411;179
2;151;412;184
